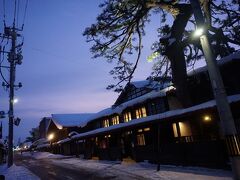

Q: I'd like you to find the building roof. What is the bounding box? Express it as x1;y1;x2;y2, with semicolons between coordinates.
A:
85;86;175;122
131;77;171;90
71;94;240;140
31;138;48;147
47;51;240;132
188;51;240;76
51;113;95;129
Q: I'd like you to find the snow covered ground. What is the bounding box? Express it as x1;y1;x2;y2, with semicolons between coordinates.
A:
0;163;39;180
21;151;70;159
25;151;232;180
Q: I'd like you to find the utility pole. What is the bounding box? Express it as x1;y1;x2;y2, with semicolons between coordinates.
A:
1;25;23;167
0;0;26;168
190;0;240;179
8;25;16;167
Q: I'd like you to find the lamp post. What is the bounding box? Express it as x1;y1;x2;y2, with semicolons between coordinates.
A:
190;0;240;179
48;133;54;152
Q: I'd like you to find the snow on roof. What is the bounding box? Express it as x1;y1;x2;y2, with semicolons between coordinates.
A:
36;143;50;149
72;94;240;140
188;51;240;76
32;138;48;146
51;113;95;129
131;79;171;90
86;86;175;122
56;138;71;144
131;80;152;88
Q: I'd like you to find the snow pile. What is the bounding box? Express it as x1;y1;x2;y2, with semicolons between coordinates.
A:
21;151;69;160
0;164;39;180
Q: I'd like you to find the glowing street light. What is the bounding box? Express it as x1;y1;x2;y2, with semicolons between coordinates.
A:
193;27;204;37
48;133;54;141
13;98;18;104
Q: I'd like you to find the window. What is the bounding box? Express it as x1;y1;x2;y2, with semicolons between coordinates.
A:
123;112;132;122
148;99;166;115
138;128;150;132
135;106;147;119
172;121;193;142
103;119;109;127
126;87;149;101
137;134;145;146
112;116;119;125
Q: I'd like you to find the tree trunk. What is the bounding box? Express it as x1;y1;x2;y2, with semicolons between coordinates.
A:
162;4;193;107
166;42;192;107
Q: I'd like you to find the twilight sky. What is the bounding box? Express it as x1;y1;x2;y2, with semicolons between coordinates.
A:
0;0;166;143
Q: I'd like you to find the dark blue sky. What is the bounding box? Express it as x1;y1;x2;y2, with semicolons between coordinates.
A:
0;0;166;143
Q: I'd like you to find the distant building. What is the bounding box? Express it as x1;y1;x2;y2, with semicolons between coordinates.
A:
39;117;51;139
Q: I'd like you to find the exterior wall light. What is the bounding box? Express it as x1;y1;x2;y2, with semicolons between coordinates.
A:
203;115;211;122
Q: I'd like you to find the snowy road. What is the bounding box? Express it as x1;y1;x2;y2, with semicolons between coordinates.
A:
14;153;142;180
13;152;232;180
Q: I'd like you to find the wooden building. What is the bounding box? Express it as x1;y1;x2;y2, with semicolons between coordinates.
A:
37;52;240;168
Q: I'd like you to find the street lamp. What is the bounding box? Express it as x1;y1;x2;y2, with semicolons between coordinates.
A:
48;133;54;141
193;27;204;37
48;133;54;152
13;98;18;104
190;0;240;179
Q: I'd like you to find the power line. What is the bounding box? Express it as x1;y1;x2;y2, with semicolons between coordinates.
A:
13;0;17;26
3;0;6;26
16;0;20;28
21;0;29;30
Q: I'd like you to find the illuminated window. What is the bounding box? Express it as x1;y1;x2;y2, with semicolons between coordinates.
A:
137;134;145;146
123;112;132;122
179;121;192;136
135;106;147;119
172;121;192;137
138;128;150;133
103;119;109;127
172;123;178;137
112;116;119;125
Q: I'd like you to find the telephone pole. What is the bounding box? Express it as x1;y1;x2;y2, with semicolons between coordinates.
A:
8;25;16;167
0;25;23;167
0;0;26;168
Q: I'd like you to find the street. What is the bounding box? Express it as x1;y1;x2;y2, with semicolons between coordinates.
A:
14;153;143;180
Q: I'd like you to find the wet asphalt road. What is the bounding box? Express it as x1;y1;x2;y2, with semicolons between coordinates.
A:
14;154;117;180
